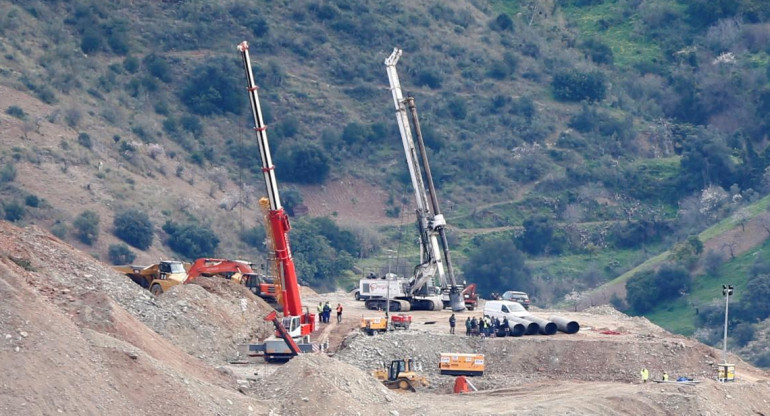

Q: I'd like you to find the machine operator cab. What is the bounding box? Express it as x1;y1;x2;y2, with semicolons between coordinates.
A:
158;260;186;279
483;300;530;322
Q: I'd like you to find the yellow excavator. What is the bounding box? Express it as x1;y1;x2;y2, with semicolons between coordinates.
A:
372;359;428;392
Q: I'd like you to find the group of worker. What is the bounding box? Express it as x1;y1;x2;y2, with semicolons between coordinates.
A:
449;315;509;337
640;367;670;383
316;301;344;324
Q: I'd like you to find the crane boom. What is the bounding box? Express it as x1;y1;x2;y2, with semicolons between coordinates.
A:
385;48;465;312
237;41;306;323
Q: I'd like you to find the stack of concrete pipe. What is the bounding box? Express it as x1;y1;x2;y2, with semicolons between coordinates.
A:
524;315;558;335
548;315;580;334
508;316;540;335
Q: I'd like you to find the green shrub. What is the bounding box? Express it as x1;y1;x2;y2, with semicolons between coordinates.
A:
123;56;139;73
341;122;368;145
3;200;24;222
162;117;178;134
143;53;172;83
51;221;69;240
180;115;203;137
168;223;220;259
80;28;103;53
416;69;443;89
275;143;330;184
239;226;266;249
490;13;514;32
73;210;100;245
24;195;40;207
0;163;17;183
6;106;26;119
77;132;92;149
626;264;691;313
179;58;242;116
105;19;130;55
108;243;136;265
113;209;154;250
580;38;614;65
281;187;304;216
552;70;607;102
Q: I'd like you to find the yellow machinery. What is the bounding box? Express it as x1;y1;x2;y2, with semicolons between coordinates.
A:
360;316;388;335
373;359;429;392
360;314;412;335
113;260;188;296
439;353;485;376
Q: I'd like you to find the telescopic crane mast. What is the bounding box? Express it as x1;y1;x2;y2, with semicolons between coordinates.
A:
238;41;313;336
385;48;465;312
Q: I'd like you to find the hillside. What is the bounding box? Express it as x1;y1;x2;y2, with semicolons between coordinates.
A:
2;220;770;415
2;0;770;366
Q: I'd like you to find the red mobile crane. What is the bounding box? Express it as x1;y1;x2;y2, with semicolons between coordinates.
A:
237;41;319;361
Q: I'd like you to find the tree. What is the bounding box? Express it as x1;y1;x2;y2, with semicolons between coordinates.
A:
114;209;154;250
311;217;358;255
743;273;770;321
281;188;304;216
654;264;691;297
167;223;220;259
179;58;242;116
669;235;704;269
625;270;656;313
73;210;100;245
626;264;691;313
108;243;136;265
276;143;330;184
289;218;355;289
552;70;606;102
678;131;736;193
519;216;554;255
465;237;531;297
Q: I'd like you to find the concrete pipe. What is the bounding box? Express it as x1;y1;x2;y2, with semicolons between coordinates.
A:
508;317;540;335
506;322;526;337
548;316;580;334
525;315;557;335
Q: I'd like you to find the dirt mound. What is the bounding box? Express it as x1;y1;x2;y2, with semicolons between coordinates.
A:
0;222;269;415
150;277;275;364
252;354;418;416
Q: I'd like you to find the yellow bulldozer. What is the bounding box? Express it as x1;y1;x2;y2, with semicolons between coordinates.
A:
372;359;429;392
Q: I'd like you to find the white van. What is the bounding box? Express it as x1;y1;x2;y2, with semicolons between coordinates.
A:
483;300;530;321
